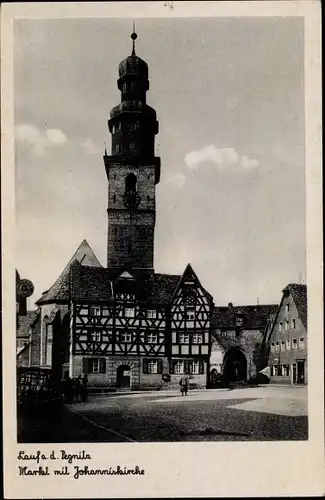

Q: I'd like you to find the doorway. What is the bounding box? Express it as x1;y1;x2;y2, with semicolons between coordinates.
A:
296;360;305;384
116;365;131;389
223;348;247;382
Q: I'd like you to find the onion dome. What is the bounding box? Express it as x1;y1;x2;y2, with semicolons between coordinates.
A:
118;31;148;80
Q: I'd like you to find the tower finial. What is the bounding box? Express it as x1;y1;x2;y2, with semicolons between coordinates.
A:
131;23;137;56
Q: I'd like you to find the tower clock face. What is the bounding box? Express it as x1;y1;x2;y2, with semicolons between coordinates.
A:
123;191;141;209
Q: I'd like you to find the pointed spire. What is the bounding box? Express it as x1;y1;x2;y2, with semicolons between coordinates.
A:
131;23;137;56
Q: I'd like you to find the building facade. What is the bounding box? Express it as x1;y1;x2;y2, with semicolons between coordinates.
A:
34;33;214;391
210;303;278;383
267;284;307;384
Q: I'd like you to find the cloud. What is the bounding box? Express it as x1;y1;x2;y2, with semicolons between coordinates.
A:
15;124;67;155
240;155;260;170
81;137;101;155
184;145;259;172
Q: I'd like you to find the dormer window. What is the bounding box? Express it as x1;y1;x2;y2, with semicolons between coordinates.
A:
236;316;244;327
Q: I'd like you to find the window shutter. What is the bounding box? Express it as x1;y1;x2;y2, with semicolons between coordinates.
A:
169;360;175;374
99;358;106;373
83;358;90;374
184;360;189;374
157;359;163;374
143;358;148;374
199;360;204;374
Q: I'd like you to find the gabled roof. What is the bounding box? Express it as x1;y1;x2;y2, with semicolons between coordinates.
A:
284;283;307;329
212;304;279;330
69;262;212;306
17;310;39;338
36;240;102;305
70;264;181;304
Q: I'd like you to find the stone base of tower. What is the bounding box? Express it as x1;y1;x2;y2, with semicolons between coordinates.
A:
70;355;208;391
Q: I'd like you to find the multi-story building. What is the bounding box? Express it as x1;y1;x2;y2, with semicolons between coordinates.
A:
210;303;278;383
34;32;214;391
267;284;307;384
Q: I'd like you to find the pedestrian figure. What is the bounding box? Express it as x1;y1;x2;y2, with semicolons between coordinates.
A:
72;377;81;401
62;371;73;403
179;375;189;396
81;374;88;402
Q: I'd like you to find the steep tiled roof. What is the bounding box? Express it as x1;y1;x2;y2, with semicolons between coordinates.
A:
36;240;102;305
285;283;307;329
17;310;39;338
70;264;181;305
212;304;279;330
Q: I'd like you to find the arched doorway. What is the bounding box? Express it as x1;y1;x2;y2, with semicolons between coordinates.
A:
223;348;247;382
116;365;131;389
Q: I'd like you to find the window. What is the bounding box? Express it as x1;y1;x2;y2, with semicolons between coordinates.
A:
92;359;99;373
115;144;120;154
125;307;135;318
279;322;283;332
102;307;109;316
91;331;101;343
143;358;163;374
192;333;203;344
147;360;158;374
275;342;280;352
286;339;291;350
292;319;296;329
284;320;289;331
299;337;305;349
282;364;289;376
271;342;275;353
120;332;132;343
189;360;199;374
277;364;282;376
83;358;106;374
185;309;195;321
272;365;278;376
280;340;285;352
292;338;298;350
146;333;157;344
113;194;116;204
236;316;244;326
286;304;290;314
179;333;189;344
90;306;101;316
174;361;184;374
146;309;156;319
221;331;227;337
125;173;137;193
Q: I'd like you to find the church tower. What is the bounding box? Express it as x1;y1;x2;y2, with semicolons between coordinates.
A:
104;31;160;270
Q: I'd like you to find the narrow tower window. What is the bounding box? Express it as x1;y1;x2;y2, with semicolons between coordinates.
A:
125;173;137;193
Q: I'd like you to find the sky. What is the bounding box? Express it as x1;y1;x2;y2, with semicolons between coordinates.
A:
14;17;306;308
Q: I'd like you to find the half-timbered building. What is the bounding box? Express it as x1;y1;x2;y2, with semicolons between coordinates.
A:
35;32;214;391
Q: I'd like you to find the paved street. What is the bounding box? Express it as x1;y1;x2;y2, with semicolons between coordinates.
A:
19;385;307;442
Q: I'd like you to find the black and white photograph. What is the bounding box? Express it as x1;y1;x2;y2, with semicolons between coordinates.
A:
2;1;323;498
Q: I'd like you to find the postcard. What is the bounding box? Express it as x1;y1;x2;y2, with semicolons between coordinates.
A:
1;1;323;498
